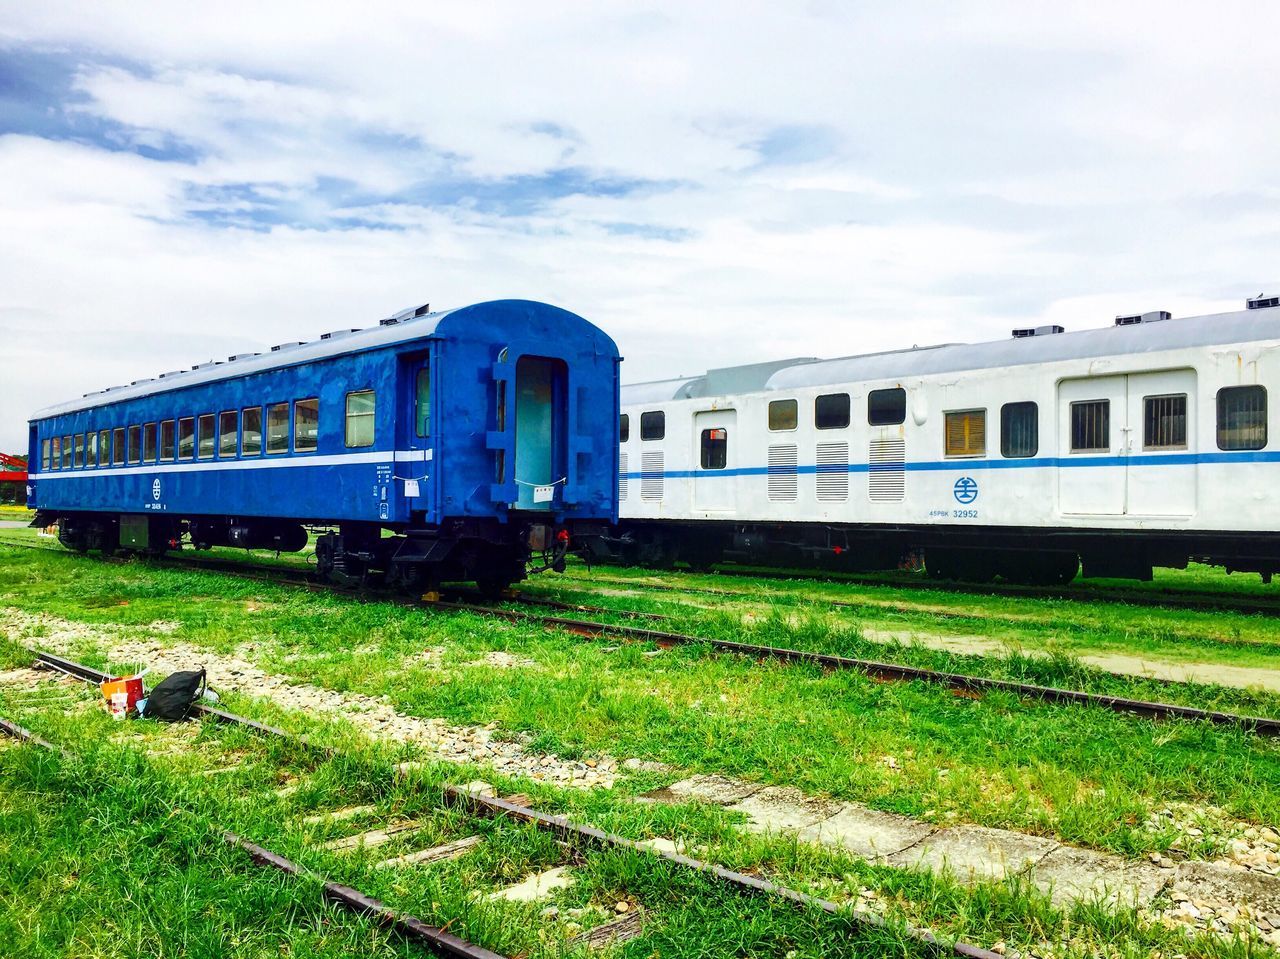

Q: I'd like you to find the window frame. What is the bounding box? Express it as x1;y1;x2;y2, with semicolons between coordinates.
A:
344;390;376;449
640;410;665;441
815;393;851;431
868;387;907;426
1069;399;1111;454
143;422;157;462
1216;385;1267;451
62;434;72;469
127;425;141;464
265;402;289;455
160;420;175;461
177;417;195;462
112;428;125;466
619;413;629;444
415;365;431;438
767;398;799;432
50;436;60;471
1142;393;1188;451
41;438;51;471
242;407;263;456
293;397;319;453
999;401;1039;459
74;433;85;469
944;409;987;459
197;414;216;460
699;427;729;470
219;410;239;458
86;431;98;468
98;429;111;468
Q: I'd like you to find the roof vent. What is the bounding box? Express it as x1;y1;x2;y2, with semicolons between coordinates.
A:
1247;294;1280;310
1012;325;1065;338
271;341;305;352
158;370;184;379
1115;310;1172;326
191;360;222;370
227;352;261;362
130;378;156;386
320;328;361;340
389;303;431;322
379;316;401;326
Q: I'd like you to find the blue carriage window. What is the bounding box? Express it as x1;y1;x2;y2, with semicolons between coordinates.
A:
98;429;110;468
62;435;72;469
242;407;262;456
41;439;50;471
127;425;141;464
619;414;629;443
294;398;319;453
50;437;60;470
197;414;215;459
177;418;194;461
143;423;157;462
266;403;288;454
74;434;84;468
160;420;175;461
416;366;430;438
219;411;238;457
112;428;124;465
1001;402;1038;458
345;390;375;448
86;432;97;468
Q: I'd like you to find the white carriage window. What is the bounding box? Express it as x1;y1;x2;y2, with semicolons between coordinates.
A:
1070;400;1109;453
868;388;906;426
1143;394;1187;450
160;420;175;461
219;410;238;457
815;393;850;430
700;428;728;469
62;434;72;468
41;439;50;471
98;429;110;467
242;407;262;456
86;431;97;468
1000;402;1038;458
344;390;375;448
944;410;986;458
619;414;629;443
197;414;215;460
768;399;798;431
1217;386;1267;451
266;403;289;454
143;423;157;462
74;434;84;468
640;411;665;441
112;428;125;465
416;366;430;437
177;418;195;461
294;398;319;452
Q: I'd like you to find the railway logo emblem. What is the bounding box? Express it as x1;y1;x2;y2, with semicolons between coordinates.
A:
152;478;162;501
953;476;978;504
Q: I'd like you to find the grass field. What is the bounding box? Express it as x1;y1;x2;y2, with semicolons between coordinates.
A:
2;542;1279;957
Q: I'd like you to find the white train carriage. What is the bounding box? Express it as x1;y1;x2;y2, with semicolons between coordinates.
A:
610;296;1280;584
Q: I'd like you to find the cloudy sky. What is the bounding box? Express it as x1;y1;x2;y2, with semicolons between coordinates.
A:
2;2;1279;452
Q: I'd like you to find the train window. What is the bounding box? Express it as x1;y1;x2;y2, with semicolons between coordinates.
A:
294;398;319;452
344;391;375;448
815;393;850;430
62;435;72;468
768;399;798;431
41;439;50;471
219;411;238;457
700;428;728;469
98;429;110;467
1217;385;1267;451
197;414;215;460
178;418;195;461
266;403;289;454
127;425;141;464
242;407;262;456
415;366;430;437
619;414;629;443
1070;400;1110;452
160;420;175;461
1143;394;1187;451
1000;402;1038;458
74;434;84;468
112;428;125;465
143;423;157;462
944;410;986;458
640;411;665;441
50;437;60;470
868;388;906;426
87;431;98;468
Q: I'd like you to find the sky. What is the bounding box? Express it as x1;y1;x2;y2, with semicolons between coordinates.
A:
2;2;1279;453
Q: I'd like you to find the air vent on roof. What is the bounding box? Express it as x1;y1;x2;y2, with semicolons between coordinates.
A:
320;328;361;340
227;352;261;362
103;385;127;392
379;317;401;326
191;360;222;370
1247;294;1280;310
1012;325;1065;338
1115;310;1172;326
158;371;184;379
130;378;156;386
271;342;305;352
389;303;431;322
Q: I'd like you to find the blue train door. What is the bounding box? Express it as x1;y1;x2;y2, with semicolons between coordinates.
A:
513;356;565;510
396;352;433;520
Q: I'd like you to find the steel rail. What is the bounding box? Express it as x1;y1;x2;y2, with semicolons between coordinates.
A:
429;601;1280;736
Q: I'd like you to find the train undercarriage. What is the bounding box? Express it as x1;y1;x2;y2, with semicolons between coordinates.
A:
595;520;1280;586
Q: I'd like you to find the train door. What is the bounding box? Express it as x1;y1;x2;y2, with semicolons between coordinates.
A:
396;352;434;521
513;355;566;511
1057;376;1127;515
693;410;736;511
1125;369;1196;517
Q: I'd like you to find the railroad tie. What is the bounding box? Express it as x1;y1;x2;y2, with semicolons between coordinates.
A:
375;834;483;869
323;819;424;852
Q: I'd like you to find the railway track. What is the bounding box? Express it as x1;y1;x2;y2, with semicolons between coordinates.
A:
4;648;1004;959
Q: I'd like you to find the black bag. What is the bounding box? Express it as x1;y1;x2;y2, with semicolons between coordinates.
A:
146;668;207;722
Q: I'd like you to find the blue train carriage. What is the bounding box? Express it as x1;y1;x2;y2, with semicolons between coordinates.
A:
27;299;621;595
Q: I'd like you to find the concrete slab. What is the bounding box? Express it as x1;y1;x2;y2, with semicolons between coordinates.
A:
1173;860;1280;914
1030;844;1172;909
728;786;842;834
654;774;764;806
487;866;575;902
887;825;1059;883
797;803;937;860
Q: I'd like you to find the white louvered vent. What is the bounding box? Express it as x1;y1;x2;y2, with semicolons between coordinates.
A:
641;451;664;501
868;438;906;503
618;452;628;502
767;444;799;502
816;442;849;502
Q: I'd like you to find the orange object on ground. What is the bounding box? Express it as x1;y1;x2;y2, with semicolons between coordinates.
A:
100;675;144;718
